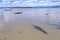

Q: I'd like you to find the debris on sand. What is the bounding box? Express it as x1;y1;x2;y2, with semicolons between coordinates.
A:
14;12;22;14
33;25;48;34
4;9;12;11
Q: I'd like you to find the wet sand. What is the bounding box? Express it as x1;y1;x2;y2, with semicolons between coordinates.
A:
0;8;60;40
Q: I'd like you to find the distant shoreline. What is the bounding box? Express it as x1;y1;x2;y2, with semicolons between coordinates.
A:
0;6;60;8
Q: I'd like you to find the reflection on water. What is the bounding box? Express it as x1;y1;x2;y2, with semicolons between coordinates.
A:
0;8;60;40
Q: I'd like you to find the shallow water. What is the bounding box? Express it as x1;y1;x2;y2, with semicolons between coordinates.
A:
0;8;60;40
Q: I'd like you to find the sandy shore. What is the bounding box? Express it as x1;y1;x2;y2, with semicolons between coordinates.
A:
0;8;60;40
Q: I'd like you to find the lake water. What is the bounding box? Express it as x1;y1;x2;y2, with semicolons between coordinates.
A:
0;8;60;40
